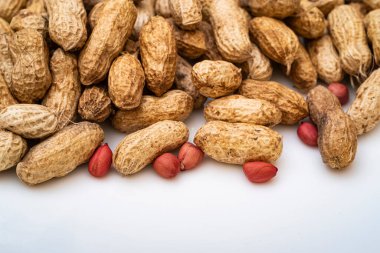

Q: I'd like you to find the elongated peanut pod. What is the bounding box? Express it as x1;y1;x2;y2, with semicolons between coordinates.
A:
365;9;380;66
247;0;300;19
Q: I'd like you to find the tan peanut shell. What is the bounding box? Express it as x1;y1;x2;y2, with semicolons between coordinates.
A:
192;60;242;98
42;48;81;130
0;74;17;110
155;0;171;18
78;86;112;123
286;44;317;91
16;122;104;185
198;21;223;61
0;17;13;35
113;120;189;175
27;0;46;14
175;56;207;109
350;2;370;18
45;0;87;51
328;5;372;77
0;20;13;88
0;130;27;172
307;85;357;169
364;0;380;10
307;35;344;84
365;10;380;66
0;104;58;139
239;79;309;125
140;16;177;96
108;53;145;110
241;43;273;81
194;121;283;165
0;0;27;22
79;0;137;85
247;0;300;19
112;90;193;133
88;1;105;29
174;26;207;59
10;9;48;37
10;28;51;103
348;69;380;135
133;0;155;36
169;0;202;30
249;17;299;74
305;0;344;16
204;95;282;127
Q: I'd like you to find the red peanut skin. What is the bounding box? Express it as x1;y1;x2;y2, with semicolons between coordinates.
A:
178;142;204;171
153;153;180;179
328;83;349;105
243;162;278;183
88;143;113;177
297;122;318;147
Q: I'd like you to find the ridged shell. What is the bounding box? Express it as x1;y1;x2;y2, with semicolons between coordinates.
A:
169;0;202;30
0;0;27;22
0;73;17;110
0;23;13;88
365;9;380;66
0;130;27;172
198;21;223;61
306;0;344;16
88;1;105;29
78;86;112;123
242;43;273;81
174;27;207;59
10;9;48;37
247;0;300;19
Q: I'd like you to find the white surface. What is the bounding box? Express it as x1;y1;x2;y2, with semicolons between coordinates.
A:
1;73;380;253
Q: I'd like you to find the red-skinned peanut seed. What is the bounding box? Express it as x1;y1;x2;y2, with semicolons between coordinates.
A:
243;161;278;183
297;122;318;147
328;82;349;105
88;143;113;177
153;153;181;179
178;142;204;171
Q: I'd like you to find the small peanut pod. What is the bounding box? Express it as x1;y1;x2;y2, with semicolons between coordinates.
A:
203;0;252;63
133;0;155;35
174;27;207;60
194;121;283;165
249;17;299;74
0;19;13;88
155;0;171;18
79;0;137;85
192;60;242;98
16;122;104;185
10;28;51;103
307;35;344;84
112;90;193;133
364;0;380;10
42;48;81;130
0;104;58;139
348;69;380;135
113;120;189;175
0;130;27;172
169;0;202;30
307;85;357;169
305;0;344;16
241;43;273;81
365;10;380;66
328;5;372;77
247;0;300;19
175;56;207;109
0;74;17;110
204;95;282;127
78;86;112;123
45;0;87;51
198;21;223;61
108;53;145;110
239;79;309;125
140;16;177;96
0;0;27;22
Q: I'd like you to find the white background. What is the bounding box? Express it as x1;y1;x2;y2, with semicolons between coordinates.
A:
1;73;380;253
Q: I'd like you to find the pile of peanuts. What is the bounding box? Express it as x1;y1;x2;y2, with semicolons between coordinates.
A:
0;0;379;186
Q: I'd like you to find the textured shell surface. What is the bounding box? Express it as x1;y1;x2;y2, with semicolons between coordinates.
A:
247;0;301;19
174;27;207;59
10;9;48;36
198;21;223;61
113;120;189;175
0;130;27;172
16;122;104;185
0;73;17;110
306;0;344;16
365;9;380;66
0;0;28;22
242;43;273;81
78;86;112;123
194;121;283;165
0;23;13;88
169;0;202;30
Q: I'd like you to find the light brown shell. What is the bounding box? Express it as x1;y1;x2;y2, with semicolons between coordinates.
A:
350;2;370;18
169;0;202;30
365;9;380;66
194;121;283;165
204;95;282;127
78;86;112;123
0;20;13;88
42;48;81;130
175;56;206;109
0;17;13;35
16;122;104;185
112;90;194;133
0;73;17;110
247;0;301;19
174;26;207;59
286;44;317;91
113;120;189;175
45;0;87;51
26;0;46;14
364;0;380;10
328;5;372;77
241;43;273;81
307;35;344;84
198;21;223;61
0;0;27;22
155;0;171;18
249;17;300;74
348;68;380;135
108;53;145;110
9;28;51;103
0;130;27;172
239;79;309;125
133;0;155;36
203;0;252;63
140;16;177;96
88;1;105;29
305;0;344;16
192;60;242;98
79;0;137;85
10;9;48;37
0;104;58;139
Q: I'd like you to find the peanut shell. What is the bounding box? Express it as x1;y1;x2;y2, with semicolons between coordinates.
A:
0;130;27;172
169;0;202;30
241;43;273;81
0;20;13;88
0;73;17;110
0;0;27;22
365;9;380;66
78;86;112;123
174;26;207;59
246;0;301;19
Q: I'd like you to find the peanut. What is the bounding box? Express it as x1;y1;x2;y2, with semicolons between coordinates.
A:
297;122;318;147
198;21;223;61
178;142;204;171
42;48;81;130
153;153;181;179
348;69;380;135
0;130;27;172
78;86;112;123
304;0;344;16
17;122;104;185
113;120;189;175
204;95;282;127
26;0;46;14
241;43;273;81
0;19;13;88
79;0;137;85
140;16;177;96
0;74;17;110
112;90;193;133
155;0;171;18
108;53;145;110
365;9;380;66
243;162;278;183
194;121;283;165
0;104;58;139
246;0;300;19
192;60;242;98
10;7;48;37
0;0;27;22
328;82;349;105
169;0;202;30
88;1;105;30
174;25;207;59
88;143;113;178
239;79;309;125
364;0;380;10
